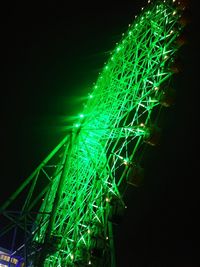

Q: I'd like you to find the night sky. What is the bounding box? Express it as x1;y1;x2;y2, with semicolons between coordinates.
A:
1;0;200;266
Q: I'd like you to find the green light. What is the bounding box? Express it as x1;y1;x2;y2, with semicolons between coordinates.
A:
30;1;184;266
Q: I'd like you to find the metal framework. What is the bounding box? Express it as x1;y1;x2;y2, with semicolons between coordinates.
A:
0;1;187;266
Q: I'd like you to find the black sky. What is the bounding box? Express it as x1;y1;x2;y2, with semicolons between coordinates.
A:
1;0;200;266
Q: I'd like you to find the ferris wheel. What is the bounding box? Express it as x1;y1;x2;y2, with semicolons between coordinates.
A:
0;0;189;266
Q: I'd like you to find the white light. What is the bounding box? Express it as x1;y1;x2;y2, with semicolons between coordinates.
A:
80;114;84;118
106;197;110;202
106;236;109;240
88;260;92;265
123;160;129;166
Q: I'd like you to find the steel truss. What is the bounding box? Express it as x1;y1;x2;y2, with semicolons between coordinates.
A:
0;1;187;266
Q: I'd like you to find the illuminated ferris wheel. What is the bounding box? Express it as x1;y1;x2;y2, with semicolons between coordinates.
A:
0;0;189;266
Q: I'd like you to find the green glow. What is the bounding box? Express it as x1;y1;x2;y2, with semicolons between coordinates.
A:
75;123;80;128
17;1;185;266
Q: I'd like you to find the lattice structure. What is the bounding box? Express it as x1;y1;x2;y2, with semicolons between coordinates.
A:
0;1;187;266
